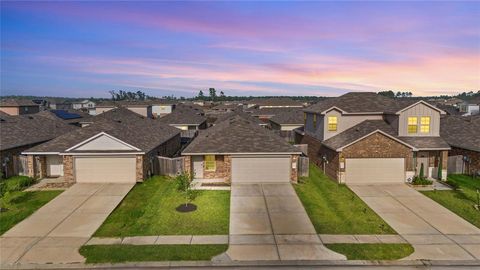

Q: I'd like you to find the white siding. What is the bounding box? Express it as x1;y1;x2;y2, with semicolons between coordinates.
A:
75;134;135;151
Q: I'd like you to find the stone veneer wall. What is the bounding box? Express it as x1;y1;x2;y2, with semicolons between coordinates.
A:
183;155;191;178
136;155;144;182
291;155;299;183
203;155;230;180
63;155;74;182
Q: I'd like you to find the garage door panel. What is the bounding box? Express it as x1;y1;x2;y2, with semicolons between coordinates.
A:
346;158;404;184
232;156;290;183
75;157;136;183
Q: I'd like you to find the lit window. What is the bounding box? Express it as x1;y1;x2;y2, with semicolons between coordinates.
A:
408;117;417;133
328;116;337;131
420;117;430;133
204;155;216;171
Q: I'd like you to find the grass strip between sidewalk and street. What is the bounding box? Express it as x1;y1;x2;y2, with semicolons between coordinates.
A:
79;244;228;263
325;243;414;260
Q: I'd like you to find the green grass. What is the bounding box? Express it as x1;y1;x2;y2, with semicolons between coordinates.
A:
0;190;62;235
94;176;230;237
421;174;480;228
294;164;396;234
326;244;414;260
79;245;228;263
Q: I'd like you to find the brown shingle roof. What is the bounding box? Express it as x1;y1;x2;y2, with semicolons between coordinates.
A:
157;105;206;125
269;109;304;125
0;99;38;107
248;97;304;107
440;116;480;152
25;109;180;153
213;110;265;125
0;114;77;151
182;115;301;154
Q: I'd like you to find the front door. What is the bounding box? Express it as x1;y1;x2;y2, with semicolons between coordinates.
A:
416;152;429;178
192;156;204;179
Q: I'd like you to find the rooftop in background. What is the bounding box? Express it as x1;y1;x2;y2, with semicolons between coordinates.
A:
440;115;480;152
248;97;304;108
269;109;305;125
0;99;38;107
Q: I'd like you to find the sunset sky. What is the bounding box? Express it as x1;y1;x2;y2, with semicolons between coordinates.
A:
1;1;479;98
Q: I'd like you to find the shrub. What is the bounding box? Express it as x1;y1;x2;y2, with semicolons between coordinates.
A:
411;176;433;186
419;163;425;179
445;180;459;190
0;176;36;197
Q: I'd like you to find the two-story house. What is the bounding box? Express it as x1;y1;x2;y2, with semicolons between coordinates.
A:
301;92;450;184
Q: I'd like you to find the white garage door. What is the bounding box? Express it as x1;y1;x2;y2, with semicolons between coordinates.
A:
345;158;405;184
75;157;137;183
231;156;291;183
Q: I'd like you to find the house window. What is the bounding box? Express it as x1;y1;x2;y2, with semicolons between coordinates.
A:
408;117;418;133
420;116;430;133
313;114;317;128
204;155;216;171
328;116;337;131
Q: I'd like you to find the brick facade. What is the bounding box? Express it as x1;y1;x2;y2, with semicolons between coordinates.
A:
63;155;74;182
204;155;229;179
301;134;340;180
450;147;480;175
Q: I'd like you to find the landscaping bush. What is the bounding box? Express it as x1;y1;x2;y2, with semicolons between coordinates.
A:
445;180;460;190
411;176;433;186
0;176;36;197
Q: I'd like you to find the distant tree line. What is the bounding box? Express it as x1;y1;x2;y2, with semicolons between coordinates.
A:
194;88;325;102
377;90;413;98
108;90;150;101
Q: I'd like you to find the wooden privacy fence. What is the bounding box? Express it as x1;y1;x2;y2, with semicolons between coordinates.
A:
154;156;185;176
298;156;309;177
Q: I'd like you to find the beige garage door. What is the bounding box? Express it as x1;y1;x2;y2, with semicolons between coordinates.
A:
75;157;136;183
345;158;404;184
231;156;291;183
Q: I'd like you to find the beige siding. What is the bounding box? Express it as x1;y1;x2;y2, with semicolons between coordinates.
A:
75;134;134;151
95;107;114;115
398;103;440;136
323;110;383;140
127;107;148;117
0;107;19;115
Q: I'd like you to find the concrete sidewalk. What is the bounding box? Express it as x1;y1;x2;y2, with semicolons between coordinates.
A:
349;184;480;261
0;183;134;266
224;183;345;261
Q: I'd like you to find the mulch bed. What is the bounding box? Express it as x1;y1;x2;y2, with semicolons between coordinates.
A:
176;203;197;212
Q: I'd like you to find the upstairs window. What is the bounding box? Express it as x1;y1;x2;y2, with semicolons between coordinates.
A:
420;117;430;133
328;116;337;131
408;117;418;133
204;155;216;171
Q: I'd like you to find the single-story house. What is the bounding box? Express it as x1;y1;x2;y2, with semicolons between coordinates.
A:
441;115;480;175
157;104;207;135
22;108;181;183
0;112;76;177
0;99;40;116
269;109;304;142
182;115;302;183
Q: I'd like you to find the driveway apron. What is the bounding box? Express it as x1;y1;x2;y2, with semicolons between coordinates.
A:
0;183;134;265
349;184;480;261
226;183;346;261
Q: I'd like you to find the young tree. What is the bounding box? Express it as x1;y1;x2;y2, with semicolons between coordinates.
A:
209;88;217;101
197;90;205;100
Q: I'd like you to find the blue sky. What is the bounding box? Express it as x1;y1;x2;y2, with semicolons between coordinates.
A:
1;1;479;98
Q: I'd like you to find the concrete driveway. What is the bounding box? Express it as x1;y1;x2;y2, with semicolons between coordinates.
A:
0;183;134;265
349;184;480;261
226;183;345;261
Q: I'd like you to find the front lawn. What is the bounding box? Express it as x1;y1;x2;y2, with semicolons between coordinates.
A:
294;164;396;234
94;176;230;237
0;190;62;235
325;244;414;260
421;174;480;228
79;244;228;263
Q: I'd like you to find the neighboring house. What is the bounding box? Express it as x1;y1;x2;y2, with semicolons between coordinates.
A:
440;116;480;175
0;112;76;178
48;99;73;110
72;99;96;110
36;109;93;127
444;98;464;107
247;107;298;122
211;110;268;128
436;104;463;116
22;108;181;183
157;104;207;133
209;103;240;113
95;101;152;117
182;115;302;183
150;100;175;118
269;109;305;142
0;99;40;115
95;101;116;115
458;102;479;116
302;92;450;184
246;97;304;109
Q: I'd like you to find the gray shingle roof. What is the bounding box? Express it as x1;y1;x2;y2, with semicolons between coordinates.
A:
247;97;304;107
0;99;38;107
304;92;442;114
157;105;206;125
182;115;301;154
322;120;450;151
269;109;304;125
0;114;77;151
25;108;180;153
440;116;480;152
213;110;265;125
36;109;92;124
